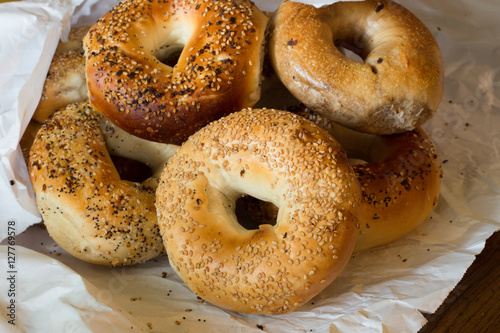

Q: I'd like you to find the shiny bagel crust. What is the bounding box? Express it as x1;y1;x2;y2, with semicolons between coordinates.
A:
269;0;444;134
29;102;178;266
156;108;360;314
291;106;442;252
83;0;268;144
353;128;442;251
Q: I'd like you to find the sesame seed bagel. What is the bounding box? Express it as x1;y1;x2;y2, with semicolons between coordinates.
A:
34;26;90;123
269;0;444;135
156;108;361;315
290;106;442;252
83;0;268;144
29;102;178;266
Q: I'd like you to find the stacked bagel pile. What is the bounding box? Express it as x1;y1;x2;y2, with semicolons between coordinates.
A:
26;0;443;315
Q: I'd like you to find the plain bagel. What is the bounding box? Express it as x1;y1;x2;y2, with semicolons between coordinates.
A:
156;108;361;314
269;0;444;135
29;102;178;266
83;0;269;144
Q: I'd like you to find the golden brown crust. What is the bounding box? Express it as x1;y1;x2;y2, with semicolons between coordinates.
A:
83;0;268;144
290;106;442;252
269;0;444;135
34;25;91;122
20;121;42;166
55;25;91;54
353;128;442;251
28;102;177;266
33;50;87;122
156;108;360;314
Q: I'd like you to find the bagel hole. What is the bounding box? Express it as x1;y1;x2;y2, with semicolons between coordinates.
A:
235;195;278;230
335;40;365;64
154;45;184;67
111;156;153;183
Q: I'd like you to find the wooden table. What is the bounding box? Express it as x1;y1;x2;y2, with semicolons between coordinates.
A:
418;230;500;333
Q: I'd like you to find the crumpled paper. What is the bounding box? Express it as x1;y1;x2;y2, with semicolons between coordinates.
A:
1;0;499;332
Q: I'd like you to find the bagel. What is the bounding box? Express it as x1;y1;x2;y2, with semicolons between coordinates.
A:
269;0;444;135
33;51;87;122
29;102;178;266
20;121;42;166
34;26;90;123
83;0;268;144
55;25;91;54
290;106;442;252
156;108;361;315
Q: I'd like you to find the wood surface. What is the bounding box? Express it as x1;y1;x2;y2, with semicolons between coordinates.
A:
419;230;500;333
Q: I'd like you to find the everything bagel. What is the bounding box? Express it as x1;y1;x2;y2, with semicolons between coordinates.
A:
290;106;442;252
83;0;268;144
29;102;178;266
